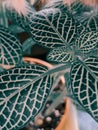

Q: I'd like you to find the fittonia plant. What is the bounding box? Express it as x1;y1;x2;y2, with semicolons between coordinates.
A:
0;0;98;129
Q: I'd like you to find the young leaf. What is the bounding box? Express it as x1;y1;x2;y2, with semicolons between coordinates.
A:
47;46;74;63
0;64;53;130
71;57;98;122
0;26;23;68
29;8;76;48
75;31;98;54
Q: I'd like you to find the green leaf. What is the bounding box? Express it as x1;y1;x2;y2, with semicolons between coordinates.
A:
6;10;30;31
75;12;98;31
71;57;98;122
70;1;91;15
0;64;53;130
75;31;98;54
44;0;66;9
85;14;98;31
0;25;23;67
29;8;76;48
47;46;74;63
75;20;86;35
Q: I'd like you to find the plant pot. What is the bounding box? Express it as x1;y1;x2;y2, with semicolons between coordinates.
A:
55;98;79;130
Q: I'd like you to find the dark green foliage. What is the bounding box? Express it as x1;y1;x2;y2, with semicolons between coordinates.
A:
0;0;98;129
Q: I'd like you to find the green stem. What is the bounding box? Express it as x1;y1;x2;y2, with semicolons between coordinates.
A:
0;3;8;27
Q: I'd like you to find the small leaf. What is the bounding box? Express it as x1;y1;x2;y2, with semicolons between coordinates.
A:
86;14;98;31
75;20;86;35
47;46;74;63
75;12;98;31
0;64;53;130
71;57;98;122
0;25;23;68
29;8;76;48
75;31;98;53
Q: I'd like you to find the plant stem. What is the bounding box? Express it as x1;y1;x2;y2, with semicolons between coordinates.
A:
0;3;8;27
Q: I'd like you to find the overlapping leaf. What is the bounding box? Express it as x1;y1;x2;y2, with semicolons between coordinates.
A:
75;31;98;53
0;64;53;130
71;57;98;122
75;20;86;35
0;26;23;68
71;1;91;15
47;46;74;63
86;14;98;31
75;12;98;31
29;8;76;48
6;10;30;31
44;0;65;9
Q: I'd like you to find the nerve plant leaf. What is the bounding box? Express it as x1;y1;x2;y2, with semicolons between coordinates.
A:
71;57;98;122
47;46;74;63
7;10;30;30
0;26;23;68
75;12;98;31
70;1;91;15
75;31;98;53
0;64;53;130
85;14;98;31
29;8;76;48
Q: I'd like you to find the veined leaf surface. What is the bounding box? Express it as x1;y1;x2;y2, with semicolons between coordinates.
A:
44;0;65;9
47;46;74;63
75;12;98;31
71;1;91;15
0;26;23;68
7;10;30;30
0;64;53;130
29;8;76;48
75;31;98;53
75;20;86;35
71;57;98;122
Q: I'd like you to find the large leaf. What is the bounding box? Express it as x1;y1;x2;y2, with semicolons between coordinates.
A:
29;8;76;48
0;26;23;68
71;57;98;122
75;31;98;54
0;64;53;130
47;46;74;63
